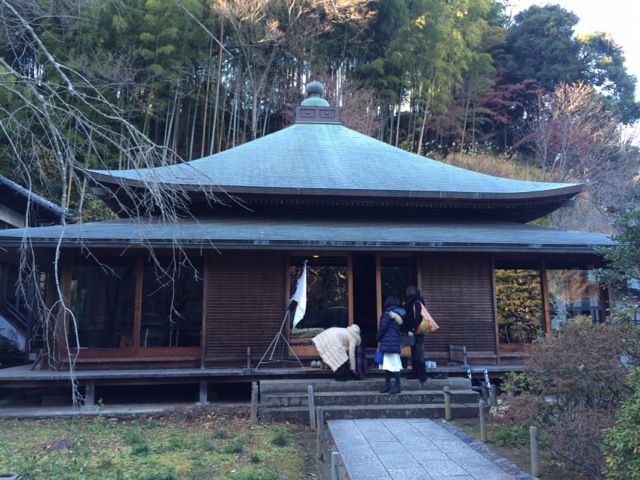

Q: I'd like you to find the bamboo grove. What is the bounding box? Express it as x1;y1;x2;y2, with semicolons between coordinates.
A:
1;0;639;221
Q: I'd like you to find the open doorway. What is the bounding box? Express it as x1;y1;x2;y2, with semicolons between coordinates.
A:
288;254;415;355
352;254;415;350
352;254;377;350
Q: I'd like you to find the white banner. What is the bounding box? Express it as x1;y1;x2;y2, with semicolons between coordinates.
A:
290;264;307;328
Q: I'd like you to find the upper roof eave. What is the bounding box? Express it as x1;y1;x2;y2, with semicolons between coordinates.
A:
84;122;583;210
84;170;583;203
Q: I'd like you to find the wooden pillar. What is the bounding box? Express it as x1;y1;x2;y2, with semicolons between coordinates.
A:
57;255;73;367
375;255;382;321
530;426;540;477
347;254;354;325
444;386;451;421
540;259;552;335
479;400;487;442
199;380;208;404
599;284;610;323
84;380;95;406
331;451;341;480
200;253;209;369
308;385;316;431
132;255;143;352
490;256;501;365
251;382;259;423
316;407;324;461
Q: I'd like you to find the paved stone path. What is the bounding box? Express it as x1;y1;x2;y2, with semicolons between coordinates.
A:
328;418;535;480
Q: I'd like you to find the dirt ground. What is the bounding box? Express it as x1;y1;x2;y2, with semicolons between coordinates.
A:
446;418;588;480
297;419;340;480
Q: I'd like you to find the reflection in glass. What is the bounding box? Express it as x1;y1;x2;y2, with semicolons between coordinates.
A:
495;269;544;345
69;257;136;348
289;256;348;330
140;257;203;347
378;257;415;351
548;269;601;332
380;257;414;304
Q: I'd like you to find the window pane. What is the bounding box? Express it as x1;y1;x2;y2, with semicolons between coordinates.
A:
380;257;414;303
69;257;136;349
140;257;203;347
495;269;544;345
548;269;601;332
290;256;348;330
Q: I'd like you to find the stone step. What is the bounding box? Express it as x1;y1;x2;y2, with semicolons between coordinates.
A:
260;389;478;408
257;376;482;422
259;402;479;422
258;376;472;394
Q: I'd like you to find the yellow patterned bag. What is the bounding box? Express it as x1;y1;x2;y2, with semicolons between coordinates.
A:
414;302;439;335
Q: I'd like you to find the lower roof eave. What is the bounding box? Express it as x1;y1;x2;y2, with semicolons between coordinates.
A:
8;238;606;255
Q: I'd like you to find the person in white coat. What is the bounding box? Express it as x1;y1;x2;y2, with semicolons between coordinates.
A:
312;324;361;381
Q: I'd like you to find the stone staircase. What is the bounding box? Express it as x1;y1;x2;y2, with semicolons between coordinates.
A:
258;374;480;422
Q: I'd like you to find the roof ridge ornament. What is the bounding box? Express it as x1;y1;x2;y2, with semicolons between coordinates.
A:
295;81;340;124
305;81;325;99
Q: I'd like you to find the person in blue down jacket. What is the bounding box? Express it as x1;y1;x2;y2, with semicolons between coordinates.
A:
376;295;406;394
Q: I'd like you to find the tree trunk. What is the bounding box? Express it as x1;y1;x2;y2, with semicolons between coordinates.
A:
200;39;214;158
210;19;225;155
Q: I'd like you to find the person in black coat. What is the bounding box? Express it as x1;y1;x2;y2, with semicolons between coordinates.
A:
405;285;428;382
376;295;406;394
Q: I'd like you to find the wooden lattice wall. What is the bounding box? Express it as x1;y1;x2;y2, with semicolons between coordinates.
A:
419;253;498;363
204;251;287;367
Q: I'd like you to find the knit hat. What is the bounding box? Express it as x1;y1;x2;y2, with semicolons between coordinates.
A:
347;324;361;346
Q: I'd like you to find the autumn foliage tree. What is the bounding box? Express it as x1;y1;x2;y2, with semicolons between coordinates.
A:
518;82;618;181
515;82;639;232
499;321;640;478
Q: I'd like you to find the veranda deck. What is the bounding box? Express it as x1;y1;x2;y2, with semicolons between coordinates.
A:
0;362;522;409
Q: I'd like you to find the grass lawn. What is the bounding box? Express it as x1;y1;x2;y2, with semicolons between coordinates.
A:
0;406;319;480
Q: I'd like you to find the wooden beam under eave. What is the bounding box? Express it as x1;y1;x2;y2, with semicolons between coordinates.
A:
0;204;25;228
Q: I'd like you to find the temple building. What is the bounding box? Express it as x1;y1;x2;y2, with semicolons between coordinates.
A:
0;82;613;372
